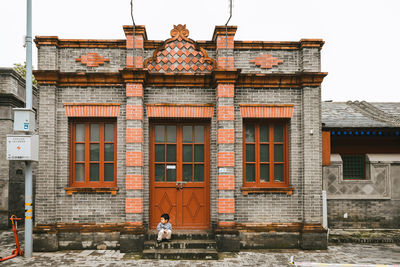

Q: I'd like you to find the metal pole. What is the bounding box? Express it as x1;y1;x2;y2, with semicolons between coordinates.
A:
25;0;33;258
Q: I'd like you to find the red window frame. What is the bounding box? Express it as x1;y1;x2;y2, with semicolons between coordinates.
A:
69;119;117;188
243;120;289;188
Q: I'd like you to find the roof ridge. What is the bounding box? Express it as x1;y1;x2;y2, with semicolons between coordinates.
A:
346;101;400;127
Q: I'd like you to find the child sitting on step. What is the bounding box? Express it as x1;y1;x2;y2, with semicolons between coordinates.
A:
157;213;172;243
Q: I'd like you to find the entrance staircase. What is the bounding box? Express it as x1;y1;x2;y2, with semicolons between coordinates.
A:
142;230;218;260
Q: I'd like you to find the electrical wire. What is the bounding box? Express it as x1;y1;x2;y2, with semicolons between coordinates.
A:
130;0;136;68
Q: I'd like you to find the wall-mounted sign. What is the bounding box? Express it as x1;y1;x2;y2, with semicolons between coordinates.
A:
6;135;39;161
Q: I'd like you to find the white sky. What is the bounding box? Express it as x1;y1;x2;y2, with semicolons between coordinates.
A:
1;0;399;102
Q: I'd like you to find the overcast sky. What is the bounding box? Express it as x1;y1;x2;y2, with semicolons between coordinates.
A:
1;0;399;102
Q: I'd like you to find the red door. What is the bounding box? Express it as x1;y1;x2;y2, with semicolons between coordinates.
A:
150;123;210;229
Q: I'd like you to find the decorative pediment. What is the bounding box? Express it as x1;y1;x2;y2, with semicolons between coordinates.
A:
144;24;216;73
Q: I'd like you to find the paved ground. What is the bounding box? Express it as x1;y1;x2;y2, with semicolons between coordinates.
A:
1;230;400;266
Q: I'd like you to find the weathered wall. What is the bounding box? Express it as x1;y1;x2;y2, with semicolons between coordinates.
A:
324;154;400;228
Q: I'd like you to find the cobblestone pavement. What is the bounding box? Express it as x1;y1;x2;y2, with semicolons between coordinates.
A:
1;230;399;266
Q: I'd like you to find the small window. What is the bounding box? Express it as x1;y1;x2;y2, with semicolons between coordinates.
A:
342;154;366;180
70;120;117;187
243;120;289;188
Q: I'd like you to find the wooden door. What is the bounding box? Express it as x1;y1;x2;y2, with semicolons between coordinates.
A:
150;123;210;229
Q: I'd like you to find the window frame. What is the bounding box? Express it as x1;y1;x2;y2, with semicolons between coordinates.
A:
341;154;367;180
69;118;117;188
243;119;290;188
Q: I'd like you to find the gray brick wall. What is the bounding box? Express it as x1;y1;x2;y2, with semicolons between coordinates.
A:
234;87;305;223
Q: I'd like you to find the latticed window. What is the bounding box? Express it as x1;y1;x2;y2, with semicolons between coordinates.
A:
70;119;117;187
243;121;289;188
342;154;366;180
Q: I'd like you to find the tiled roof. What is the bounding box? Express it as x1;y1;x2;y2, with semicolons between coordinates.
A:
322;101;400;128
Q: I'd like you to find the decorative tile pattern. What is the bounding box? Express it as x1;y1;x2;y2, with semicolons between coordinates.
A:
75;53;110;67
144;24;216;73
249;54;283;69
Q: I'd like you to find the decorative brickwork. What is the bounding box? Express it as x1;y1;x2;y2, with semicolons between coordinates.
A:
217;129;235;144
217;175;235;190
126;151;143;166
126;175;143;190
126;105;143;120
126;35;144;49
126;128;143;143
218;198;235;213
75;53;110;67
126;198;143;213
240;104;294;118
250;54;284;69
146;104;214;118
126;83;143;97
217;152;235;167
126;56;143;68
144;24;216;73
217;106;235;121
64;103;120;117
217;57;234;70
217;84;235;98
216;36;234;50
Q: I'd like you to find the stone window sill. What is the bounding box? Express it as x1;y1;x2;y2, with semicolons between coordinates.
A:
64;187;119;195
241;187;294;196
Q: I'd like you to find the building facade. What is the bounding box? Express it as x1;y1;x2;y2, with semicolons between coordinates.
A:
322;101;400;231
33;24;327;251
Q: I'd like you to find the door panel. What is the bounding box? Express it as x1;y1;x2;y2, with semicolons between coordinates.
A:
150;123;209;229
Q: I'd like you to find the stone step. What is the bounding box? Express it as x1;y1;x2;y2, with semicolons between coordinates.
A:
142;248;219;260
144;239;217;250
146;230;214;241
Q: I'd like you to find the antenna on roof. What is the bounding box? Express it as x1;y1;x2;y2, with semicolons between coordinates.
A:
130;0;136;68
225;0;233;69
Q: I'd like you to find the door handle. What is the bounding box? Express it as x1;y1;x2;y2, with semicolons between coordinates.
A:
176;181;187;189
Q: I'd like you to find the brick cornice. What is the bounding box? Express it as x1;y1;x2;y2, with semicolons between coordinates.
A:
123;25;148;40
34;36;125;48
299;39;325;49
212;69;241;85
120;68;148;84
33;70;327;88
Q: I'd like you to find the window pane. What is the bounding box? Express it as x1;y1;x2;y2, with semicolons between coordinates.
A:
274;144;283;162
90;163;99;181
274;164;284;182
155;144;165;162
167;145;176;162
155;125;165;142
90;124;99;141
155;164;165;182
104;144;114;161
260;164;269;182
260;125;269;142
75;124;85;142
75;163;84;182
246;164;255;182
75;143;85;162
105;124;114;142
260;144;269;162
90;144;99;161
274;124;283;142
166;168;176;182
183;126;192;143
194;145;204;162
245;124;255;142
342;155;365;179
183;145;192;162
194;165;204;182
167;126;176;142
194;126;204;143
104;163;114;181
183;164;192;182
246;144;255;162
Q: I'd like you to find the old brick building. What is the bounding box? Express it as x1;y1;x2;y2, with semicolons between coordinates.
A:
32;24;328;253
322;101;400;232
